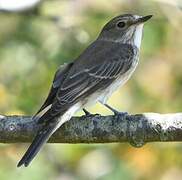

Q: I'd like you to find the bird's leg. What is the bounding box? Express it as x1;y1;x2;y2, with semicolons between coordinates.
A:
102;103;128;116
83;108;91;116
82;108;100;117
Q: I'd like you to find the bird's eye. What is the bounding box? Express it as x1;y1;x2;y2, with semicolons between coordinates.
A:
117;21;126;28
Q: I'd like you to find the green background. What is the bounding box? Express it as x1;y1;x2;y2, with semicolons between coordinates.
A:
0;0;181;179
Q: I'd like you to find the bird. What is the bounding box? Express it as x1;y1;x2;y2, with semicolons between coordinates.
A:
17;14;152;167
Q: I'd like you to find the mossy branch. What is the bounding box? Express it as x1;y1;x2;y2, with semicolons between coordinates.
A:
0;113;182;147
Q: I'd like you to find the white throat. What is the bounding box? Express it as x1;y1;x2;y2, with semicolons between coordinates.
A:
133;24;144;49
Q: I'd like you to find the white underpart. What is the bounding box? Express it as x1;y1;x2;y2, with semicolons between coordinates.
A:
133;24;144;49
98;56;139;105
52;102;82;135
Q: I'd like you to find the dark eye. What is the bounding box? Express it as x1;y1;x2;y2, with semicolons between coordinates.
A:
117;21;126;28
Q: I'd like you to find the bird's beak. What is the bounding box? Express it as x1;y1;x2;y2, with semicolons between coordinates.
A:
131;15;153;25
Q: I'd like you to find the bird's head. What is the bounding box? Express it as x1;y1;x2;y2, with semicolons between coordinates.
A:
98;14;152;49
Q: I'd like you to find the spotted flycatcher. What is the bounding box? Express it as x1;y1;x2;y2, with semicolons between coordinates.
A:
18;14;152;167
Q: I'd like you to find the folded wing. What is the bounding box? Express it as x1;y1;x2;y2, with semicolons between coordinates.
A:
38;43;135;122
33;62;73;118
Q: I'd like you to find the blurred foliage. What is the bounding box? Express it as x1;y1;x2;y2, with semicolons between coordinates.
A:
0;0;181;179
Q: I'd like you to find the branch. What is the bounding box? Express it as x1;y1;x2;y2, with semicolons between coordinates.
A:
0;112;182;147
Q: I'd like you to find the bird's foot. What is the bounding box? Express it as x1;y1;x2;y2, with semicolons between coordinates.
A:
83;108;91;116
103;104;128;116
82;108;100;117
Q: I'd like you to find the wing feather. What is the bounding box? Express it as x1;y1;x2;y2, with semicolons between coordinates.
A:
38;42;136;123
33;63;73;117
49;60;132;118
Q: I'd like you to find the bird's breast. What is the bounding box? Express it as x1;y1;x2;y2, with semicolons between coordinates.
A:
98;55;139;104
82;52;139;107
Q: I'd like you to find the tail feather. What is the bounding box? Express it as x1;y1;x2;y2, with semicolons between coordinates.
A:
17;102;80;167
17;124;57;167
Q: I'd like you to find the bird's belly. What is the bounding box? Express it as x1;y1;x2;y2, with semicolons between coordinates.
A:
83;71;134;108
98;73;131;104
83;56;139;107
98;59;139;104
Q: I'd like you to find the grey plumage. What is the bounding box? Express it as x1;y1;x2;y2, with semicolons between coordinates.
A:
33;63;74;118
40;41;136;120
17;14;152;167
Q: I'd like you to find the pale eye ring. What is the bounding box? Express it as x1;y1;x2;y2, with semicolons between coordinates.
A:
117;21;126;28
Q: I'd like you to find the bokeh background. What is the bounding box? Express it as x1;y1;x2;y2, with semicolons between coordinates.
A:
0;0;181;179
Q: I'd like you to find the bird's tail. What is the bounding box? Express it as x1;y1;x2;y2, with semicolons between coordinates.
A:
17;122;58;167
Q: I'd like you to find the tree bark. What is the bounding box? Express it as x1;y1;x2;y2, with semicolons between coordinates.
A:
0;113;182;147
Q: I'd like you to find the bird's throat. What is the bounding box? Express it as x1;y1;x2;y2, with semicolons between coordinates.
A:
133;24;144;49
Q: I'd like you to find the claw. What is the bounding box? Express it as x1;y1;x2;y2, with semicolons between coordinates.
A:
82;108;101;118
103;104;128;116
83;108;91;116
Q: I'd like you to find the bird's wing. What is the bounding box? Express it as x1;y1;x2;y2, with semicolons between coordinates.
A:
38;43;135;123
33;62;73;118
